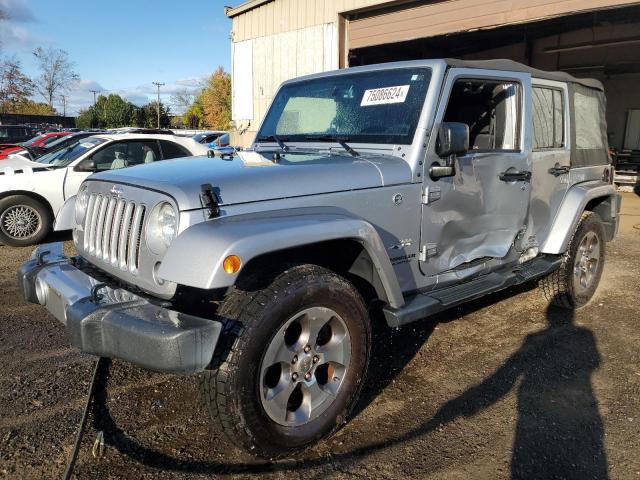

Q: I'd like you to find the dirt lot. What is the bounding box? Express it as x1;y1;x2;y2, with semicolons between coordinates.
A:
1;193;639;480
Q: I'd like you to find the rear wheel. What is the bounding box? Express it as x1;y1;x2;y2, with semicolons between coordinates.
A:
0;195;51;247
540;211;606;308
200;264;371;458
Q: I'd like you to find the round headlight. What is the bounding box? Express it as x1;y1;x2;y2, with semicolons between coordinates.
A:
146;202;178;254
75;187;89;224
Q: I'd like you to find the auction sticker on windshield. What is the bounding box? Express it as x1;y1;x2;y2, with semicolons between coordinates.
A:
361;85;410;106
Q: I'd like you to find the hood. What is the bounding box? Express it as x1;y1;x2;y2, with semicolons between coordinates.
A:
0;156;50;174
91;150;413;210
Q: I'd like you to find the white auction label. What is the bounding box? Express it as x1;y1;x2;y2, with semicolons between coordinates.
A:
361;85;410;106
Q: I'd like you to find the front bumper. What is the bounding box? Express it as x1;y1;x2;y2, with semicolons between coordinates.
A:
18;243;221;374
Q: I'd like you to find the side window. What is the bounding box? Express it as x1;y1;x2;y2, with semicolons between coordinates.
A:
443;79;520;151
532;87;564;150
574;89;605;149
90;141;161;171
159;140;190;159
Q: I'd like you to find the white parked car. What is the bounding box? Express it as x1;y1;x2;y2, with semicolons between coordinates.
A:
0;133;208;246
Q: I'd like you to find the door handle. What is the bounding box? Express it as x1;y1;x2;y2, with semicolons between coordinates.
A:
499;169;531;182
548;164;570;177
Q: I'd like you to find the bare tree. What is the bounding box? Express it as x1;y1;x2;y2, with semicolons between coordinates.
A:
32;47;79;108
170;88;198;115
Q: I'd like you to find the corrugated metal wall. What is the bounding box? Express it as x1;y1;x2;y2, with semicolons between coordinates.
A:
348;0;640;49
231;0;382;42
228;0;640;146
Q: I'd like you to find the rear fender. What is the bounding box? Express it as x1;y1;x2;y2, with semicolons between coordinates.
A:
541;181;619;254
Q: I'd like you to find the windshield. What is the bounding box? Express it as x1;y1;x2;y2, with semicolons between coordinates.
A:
258;67;431;145
22;134;48;146
36;137;105;167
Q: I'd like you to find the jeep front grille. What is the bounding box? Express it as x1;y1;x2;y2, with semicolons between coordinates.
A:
83;193;146;274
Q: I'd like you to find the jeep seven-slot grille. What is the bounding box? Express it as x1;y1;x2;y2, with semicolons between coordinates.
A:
83;193;146;273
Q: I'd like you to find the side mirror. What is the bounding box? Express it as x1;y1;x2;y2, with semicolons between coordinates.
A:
436;122;469;158
431;122;469;179
74;158;97;172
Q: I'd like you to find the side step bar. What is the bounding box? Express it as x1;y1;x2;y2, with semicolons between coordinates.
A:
383;256;562;328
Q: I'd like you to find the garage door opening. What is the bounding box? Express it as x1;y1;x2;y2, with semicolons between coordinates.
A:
347;4;640;162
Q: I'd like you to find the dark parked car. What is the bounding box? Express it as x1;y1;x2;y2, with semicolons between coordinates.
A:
0;125;34;144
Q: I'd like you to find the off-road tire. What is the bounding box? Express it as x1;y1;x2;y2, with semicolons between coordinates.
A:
200;264;371;458
0;195;51;247
540;211;606;308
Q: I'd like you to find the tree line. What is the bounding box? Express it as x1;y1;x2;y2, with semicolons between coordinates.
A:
170;67;231;130
0;5;231;130
0;47;78;116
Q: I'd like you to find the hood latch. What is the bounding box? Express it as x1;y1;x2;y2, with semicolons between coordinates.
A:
200;183;220;219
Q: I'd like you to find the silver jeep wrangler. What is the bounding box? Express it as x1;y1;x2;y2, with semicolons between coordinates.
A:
19;59;620;458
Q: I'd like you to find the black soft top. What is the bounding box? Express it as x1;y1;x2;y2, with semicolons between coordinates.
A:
444;58;603;91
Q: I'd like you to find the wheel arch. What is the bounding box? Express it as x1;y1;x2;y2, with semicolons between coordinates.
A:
0;190;54;219
158;209;405;308
237;238;389;306
540;181;619;254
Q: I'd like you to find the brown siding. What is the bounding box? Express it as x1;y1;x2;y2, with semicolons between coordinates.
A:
348;0;640;49
231;0;386;42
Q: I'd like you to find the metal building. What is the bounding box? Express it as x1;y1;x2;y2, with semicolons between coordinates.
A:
225;0;640;154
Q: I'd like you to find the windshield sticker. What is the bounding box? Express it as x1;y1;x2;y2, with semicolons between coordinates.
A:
361;85;410;106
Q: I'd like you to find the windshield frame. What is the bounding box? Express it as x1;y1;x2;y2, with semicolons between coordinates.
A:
256;66;433;147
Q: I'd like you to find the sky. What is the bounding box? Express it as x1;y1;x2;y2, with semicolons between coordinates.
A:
0;0;240;115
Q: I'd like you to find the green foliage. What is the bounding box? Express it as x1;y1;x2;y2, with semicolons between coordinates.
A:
11;99;55;115
76;108;95;129
139;101;171;128
183;101;205;129
77;94;137;128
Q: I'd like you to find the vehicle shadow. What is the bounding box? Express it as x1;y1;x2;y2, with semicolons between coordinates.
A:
86;286;607;478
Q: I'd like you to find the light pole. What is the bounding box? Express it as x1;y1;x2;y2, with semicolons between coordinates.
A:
152;82;165;128
89;90;100;128
60;95;66;117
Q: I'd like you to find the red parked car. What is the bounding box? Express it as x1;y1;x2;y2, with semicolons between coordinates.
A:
0;131;71;160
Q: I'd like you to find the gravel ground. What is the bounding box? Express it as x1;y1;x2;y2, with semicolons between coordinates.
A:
1;193;639;480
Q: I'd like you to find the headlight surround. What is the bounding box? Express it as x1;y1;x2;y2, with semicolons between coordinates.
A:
146;202;178;254
75;187;90;225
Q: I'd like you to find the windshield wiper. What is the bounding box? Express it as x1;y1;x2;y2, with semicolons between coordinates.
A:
256;134;289;151
304;135;359;157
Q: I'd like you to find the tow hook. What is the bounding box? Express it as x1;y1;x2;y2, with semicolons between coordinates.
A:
89;283;108;303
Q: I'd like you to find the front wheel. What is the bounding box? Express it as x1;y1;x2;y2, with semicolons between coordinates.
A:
200;264;371;458
0;195;52;247
540;211;606;308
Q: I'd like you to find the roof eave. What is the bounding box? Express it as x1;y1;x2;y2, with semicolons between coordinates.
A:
225;0;273;18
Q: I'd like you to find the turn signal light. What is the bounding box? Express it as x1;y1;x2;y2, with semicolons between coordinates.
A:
223;255;242;274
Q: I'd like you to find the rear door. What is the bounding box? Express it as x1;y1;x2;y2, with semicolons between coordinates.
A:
419;68;532;277
528;80;571;246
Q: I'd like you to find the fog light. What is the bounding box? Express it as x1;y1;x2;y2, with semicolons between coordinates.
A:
223;255;242;274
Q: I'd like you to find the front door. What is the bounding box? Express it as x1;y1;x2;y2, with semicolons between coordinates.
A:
419;68;532;278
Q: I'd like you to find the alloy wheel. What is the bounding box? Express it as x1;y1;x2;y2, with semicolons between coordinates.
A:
259;306;352;426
